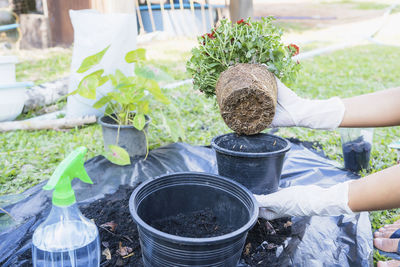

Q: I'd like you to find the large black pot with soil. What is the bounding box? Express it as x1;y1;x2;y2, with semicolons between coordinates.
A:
211;133;290;195
129;172;258;267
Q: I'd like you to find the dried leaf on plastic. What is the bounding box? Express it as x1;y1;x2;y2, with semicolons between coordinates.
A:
100;221;117;232
102;248;112;260
265;221;276;235
117;241;133;257
244;243;251;256
284;221;293;228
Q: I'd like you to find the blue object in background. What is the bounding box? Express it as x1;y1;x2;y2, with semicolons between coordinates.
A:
0;23;19;32
138;4;220;35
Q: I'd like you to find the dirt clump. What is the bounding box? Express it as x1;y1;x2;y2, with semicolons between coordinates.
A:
216;63;277;135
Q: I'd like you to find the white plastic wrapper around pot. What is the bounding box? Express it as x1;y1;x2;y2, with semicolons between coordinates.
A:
340;128;374;173
66;9;137;118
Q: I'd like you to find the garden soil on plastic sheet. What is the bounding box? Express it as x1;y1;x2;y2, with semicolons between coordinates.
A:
19;185;291;266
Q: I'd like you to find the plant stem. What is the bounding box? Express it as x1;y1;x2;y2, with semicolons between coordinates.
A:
116;124;121;145
0;207;16;222
143;129;149;160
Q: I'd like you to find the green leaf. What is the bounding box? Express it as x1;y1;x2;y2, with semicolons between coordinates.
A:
77;45;110;73
134;65;156;80
93;96;110;109
98;75;110;87
108;74;118;87
104;145;131;166
125;48;146;63
107;91;130;105
133;113;145;130
160;113;181;142
75;70;104;100
136;66;173;82
114;69;128;84
137;101;149;115
105;105;114;116
144;79;170;104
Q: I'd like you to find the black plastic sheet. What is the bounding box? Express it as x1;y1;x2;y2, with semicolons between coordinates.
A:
0;141;373;266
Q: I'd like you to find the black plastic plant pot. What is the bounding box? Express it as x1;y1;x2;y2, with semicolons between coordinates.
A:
98;114;150;157
129;172;259;267
211;133;291;195
342;140;372;173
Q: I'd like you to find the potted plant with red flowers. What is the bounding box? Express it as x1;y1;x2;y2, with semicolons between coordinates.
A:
186;17;299;194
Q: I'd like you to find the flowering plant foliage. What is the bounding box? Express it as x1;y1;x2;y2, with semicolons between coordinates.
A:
186;17;301;97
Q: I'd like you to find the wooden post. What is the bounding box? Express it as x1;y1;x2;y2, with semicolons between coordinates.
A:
146;0;156;32
207;1;214;29
135;0;146;34
217;7;222;22
200;1;207;32
189;0;197;32
160;0;165;28
229;0;253;22
179;0;184;11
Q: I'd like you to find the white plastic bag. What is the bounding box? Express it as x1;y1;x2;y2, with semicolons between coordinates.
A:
66;9;137;118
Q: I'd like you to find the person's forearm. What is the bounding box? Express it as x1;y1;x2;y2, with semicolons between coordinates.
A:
348;165;400;212
340;87;400;127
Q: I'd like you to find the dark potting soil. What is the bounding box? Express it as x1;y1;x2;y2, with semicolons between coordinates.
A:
215;133;287;153
16;186;291;266
101;114;120;125
241;218;292;267
342;136;371;173
150;208;236;238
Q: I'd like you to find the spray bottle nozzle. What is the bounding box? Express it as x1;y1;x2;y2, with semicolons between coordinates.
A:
44;147;93;206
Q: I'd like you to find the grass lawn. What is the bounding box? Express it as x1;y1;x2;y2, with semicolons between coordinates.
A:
14;48;72;85
1;43;400;262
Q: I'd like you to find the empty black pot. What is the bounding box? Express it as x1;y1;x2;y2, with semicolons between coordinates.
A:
129;172;258;267
211;133;291;195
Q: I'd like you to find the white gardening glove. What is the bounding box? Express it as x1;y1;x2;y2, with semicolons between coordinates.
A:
254;181;355;220
270;77;345;130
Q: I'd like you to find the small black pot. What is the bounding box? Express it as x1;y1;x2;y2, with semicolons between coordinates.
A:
129;172;258;267
342;140;371;172
98;114;151;157
211;133;290;195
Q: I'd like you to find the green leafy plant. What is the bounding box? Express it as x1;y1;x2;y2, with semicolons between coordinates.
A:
70;46;184;165
186;17;301;97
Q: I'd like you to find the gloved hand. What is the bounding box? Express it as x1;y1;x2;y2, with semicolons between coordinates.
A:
254;181;355;220
270;78;345;130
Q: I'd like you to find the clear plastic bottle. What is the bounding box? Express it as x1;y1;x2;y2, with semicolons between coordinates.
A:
32;147;100;267
32;204;100;267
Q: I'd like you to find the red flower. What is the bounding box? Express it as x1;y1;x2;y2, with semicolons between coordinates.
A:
288;44;299;56
236;19;250;25
201;30;215;43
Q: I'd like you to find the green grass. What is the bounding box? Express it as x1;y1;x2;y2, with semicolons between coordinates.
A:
15;48;72;85
329;0;400;12
2;43;400;262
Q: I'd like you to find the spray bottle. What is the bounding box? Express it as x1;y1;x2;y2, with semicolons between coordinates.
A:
32;147;100;267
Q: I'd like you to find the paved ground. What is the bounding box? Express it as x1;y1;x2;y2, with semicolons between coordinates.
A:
284;12;400;46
